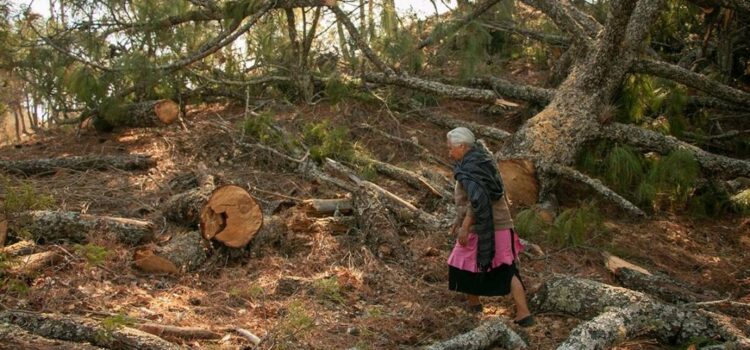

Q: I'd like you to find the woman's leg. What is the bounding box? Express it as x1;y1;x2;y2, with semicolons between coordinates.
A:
510;275;531;320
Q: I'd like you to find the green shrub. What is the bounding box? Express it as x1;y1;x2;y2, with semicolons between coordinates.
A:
302;120;354;163
549;202;604;247
514;208;549;243
0;176;54;215
74;244;110;266
312;276;345;304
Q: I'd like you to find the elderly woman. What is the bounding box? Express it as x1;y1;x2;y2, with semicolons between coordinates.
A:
446;127;533;326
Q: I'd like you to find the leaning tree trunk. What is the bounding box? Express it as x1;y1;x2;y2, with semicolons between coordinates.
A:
93;99;180;131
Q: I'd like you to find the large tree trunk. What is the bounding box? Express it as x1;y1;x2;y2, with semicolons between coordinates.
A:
0;310;180;350
163;175;216;227
0;154;155;176
13;211;153;245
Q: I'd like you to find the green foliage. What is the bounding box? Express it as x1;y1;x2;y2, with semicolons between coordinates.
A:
454;21;492;80
276;300;314;344
550;203;604;247
618;75;689;133
516;203;604;247
645;149;699;209
95;313;136;343
312;276;344;304
0;277;30;297
74;244;110;266
730;189;750;214
514;208;549;243
242;111;279;144
302;120;354;163
222;0;261;27
64;64;106;107
0;176;54;215
604;144;645;194
688;181;734;217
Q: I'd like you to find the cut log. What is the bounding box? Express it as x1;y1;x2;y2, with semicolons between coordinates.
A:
94;100;180;131
423;317;527;350
0;154;155;176
163;174;216;226
0;323;103;350
0;239;36;257
136;323;221;340
200;185;264;248
0;310;180;350
132;231;208;274
6;250;64;277
300;198;353;216
603;252;718;304
14;211;153;245
531;275;750;347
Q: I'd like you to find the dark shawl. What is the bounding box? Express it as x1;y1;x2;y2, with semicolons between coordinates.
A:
453;144;505;271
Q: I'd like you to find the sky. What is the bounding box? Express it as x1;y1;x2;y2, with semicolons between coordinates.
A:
14;0;456;20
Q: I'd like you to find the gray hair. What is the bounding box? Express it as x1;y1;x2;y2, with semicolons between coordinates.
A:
447;127;476;146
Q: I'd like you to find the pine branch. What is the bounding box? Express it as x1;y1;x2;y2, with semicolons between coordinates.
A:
328;4;394;74
417;0;503;50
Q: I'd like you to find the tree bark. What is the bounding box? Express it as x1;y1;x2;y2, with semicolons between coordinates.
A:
93;100;180;131
14;211;153;245
163;175;215;227
136;323;221;341
0;154;155;176
132;231;208;274
300;198;353;216
0;323;103;350
0;310;180;350
423;317;527;350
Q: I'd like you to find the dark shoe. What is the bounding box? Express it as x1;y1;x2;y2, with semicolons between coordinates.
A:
467;303;483;313
514;315;535;327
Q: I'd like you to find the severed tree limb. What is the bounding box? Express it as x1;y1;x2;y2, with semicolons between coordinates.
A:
0;154;155;176
423;317;527;350
0;323;103;350
479;21;571;47
136;324;221;340
352;155;452;200
406;104;512;141
532;276;750;348
0;240;37;257
417;0;503;49
0;310;180;350
517;0;594;46
364;72;519;108
14;211;153;245
356;123;452;167
604;123;750;179
466;76;554;105
631;59;750;108
328;4;394;74
547;164;646;217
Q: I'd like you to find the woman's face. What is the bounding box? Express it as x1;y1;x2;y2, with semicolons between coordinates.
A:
448;141;469;161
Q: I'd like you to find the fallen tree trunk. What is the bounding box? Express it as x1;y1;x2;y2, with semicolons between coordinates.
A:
0;239;37;257
0;310;180;350
200;185;264;248
423;317;527;350
132;231;208;274
6;250;64;277
136;323;221;341
14;211;153;245
163;174;216;227
0;154;155;176
0;323;103;350
531;275;750;348
92;100;180;131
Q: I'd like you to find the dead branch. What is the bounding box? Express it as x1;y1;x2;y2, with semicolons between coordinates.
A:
352;155;452;200
466;76;555;104
136;323;221;340
0;154;155;176
356;123;452;167
0;323;102;350
423;317;527;350
407;104;512;141
14;211;153;245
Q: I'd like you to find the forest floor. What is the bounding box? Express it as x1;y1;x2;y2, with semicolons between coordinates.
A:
1;95;749;349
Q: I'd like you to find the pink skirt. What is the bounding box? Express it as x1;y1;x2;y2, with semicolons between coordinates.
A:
447;228;524;273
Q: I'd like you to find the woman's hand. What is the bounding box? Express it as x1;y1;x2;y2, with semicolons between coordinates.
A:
450;223;459;236
457;228;469;246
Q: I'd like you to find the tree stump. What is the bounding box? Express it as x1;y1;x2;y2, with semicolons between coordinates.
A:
200;185;263;248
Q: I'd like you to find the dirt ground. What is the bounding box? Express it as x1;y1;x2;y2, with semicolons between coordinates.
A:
1;100;748;350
